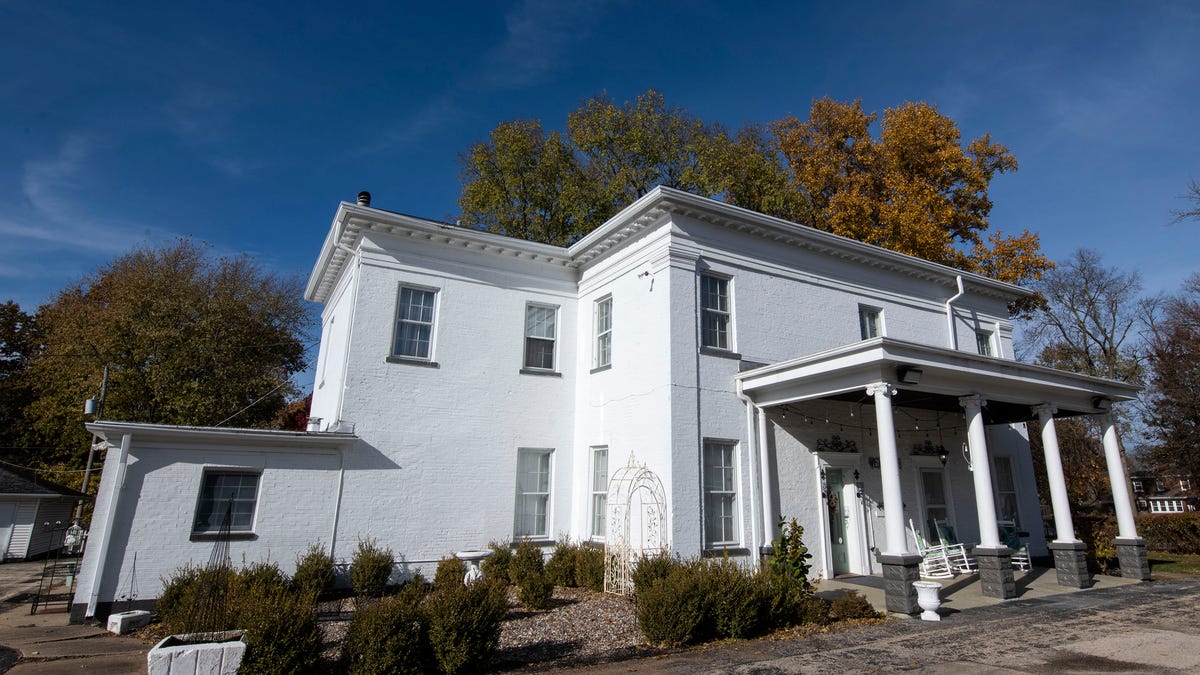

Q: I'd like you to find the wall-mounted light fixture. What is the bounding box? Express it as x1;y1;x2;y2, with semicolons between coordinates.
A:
897;365;923;385
938;449;949;466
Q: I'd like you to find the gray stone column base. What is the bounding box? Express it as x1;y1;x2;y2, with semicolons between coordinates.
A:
1115;537;1151;580
974;546;1016;599
879;553;923;615
1049;540;1092;588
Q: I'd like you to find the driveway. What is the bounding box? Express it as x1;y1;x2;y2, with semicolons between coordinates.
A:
574;577;1200;673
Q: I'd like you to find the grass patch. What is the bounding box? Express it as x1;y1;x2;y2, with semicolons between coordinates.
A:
1148;551;1200;576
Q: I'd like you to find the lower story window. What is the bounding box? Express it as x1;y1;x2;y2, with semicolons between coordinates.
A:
515;448;553;538
1150;499;1184;513
703;440;738;546
591;446;608;540
193;471;260;534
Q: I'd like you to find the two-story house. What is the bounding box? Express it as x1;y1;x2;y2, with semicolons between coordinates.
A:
72;187;1145;621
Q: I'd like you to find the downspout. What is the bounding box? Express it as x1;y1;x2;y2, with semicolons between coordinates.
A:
944;275;965;350
86;432;132;619
735;382;762;566
329;446;346;561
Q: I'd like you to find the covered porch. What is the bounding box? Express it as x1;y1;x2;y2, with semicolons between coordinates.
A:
736;337;1144;615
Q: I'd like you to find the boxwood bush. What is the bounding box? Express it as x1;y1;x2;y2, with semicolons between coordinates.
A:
343;593;430;675
292;544;336;599
350;538;395;598
434;555;467;590
480;540;512;584
425;579;510;674
574;543;606;592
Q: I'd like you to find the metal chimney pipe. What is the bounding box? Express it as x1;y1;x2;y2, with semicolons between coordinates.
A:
357;191;371;206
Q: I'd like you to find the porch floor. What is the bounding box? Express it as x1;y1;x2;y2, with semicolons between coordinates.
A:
820;567;1143;616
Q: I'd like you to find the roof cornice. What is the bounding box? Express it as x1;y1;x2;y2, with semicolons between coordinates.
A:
306;188;1034;304
86;420;357;450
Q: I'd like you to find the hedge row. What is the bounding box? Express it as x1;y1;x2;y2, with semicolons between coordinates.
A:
1137;512;1200;555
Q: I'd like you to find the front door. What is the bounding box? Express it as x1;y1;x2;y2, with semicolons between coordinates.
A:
826;469;850;574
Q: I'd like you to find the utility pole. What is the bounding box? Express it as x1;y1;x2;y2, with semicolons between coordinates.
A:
74;364;108;525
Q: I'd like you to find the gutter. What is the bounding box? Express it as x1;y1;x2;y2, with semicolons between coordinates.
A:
85;432;132;618
944;275;965;350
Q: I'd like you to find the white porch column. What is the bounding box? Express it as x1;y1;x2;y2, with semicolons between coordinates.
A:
1034;404;1077;543
868;382;908;555
961;395;1001;549
757;406;777;546
1100;413;1138;539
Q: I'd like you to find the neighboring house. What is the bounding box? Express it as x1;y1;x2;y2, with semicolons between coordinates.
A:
1131;471;1198;513
1;465;86;561
72;187;1147;621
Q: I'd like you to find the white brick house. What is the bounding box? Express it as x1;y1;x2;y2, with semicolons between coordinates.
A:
72;187;1146;620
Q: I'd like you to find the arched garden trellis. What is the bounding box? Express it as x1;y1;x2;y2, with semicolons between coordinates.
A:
603;454;669;595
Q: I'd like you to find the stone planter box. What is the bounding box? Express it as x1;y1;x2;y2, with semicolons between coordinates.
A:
147;630;246;675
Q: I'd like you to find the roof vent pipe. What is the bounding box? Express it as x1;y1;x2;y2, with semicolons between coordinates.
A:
357;191;371;206
945;275;965;350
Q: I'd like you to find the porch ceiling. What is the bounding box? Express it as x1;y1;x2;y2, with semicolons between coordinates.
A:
737;338;1141;423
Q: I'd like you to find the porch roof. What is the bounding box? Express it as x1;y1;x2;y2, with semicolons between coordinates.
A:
736;338;1141;424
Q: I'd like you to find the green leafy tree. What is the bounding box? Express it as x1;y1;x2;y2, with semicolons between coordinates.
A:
24;240;308;466
0;301;39;461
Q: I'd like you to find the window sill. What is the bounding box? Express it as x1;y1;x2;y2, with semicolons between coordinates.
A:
191;532;258;542
386;356;439;368
590;364;612;375
519;368;561;377
699;346;742;360
515;537;556;547
702;546;749;558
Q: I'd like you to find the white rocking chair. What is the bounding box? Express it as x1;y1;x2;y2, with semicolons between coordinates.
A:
933;520;979;574
998;521;1031;571
909;519;953;579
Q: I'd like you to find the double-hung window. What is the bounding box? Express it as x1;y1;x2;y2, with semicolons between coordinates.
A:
1181;479;1192;491
193;471;260;534
859;305;882;340
703;440;739;546
514;448;553;539
523;304;557;371
992;456;1020;526
700;274;731;350
591;446;608;539
392;286;437;360
594;296;612;369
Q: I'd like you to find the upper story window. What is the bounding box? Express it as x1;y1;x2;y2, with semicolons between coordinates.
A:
700;274;732;350
859;305;882;340
703;440;739;547
392;285;437;360
594;296;612;370
1181;479;1192;491
1132;479;1144;493
976;331;994;356
523;303;558;371
193;471;260;534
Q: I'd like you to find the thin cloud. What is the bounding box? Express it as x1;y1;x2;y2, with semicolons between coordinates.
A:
161;83;264;177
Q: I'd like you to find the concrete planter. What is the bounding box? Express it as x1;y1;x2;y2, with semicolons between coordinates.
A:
147;630;246;675
912;580;942;621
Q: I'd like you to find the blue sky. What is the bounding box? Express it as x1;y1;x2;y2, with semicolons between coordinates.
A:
3;2;1198;337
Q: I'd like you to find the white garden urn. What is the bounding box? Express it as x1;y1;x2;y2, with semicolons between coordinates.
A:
912;580;942;621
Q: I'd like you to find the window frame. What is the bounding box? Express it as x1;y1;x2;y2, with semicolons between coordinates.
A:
1150;499;1184;514
390;284;439;363
1181;479;1192;491
590;446;608;541
1132;479;1144;493
191;469;261;537
514;448;554;540
976;330;994;357
593;295;612;371
521;302;559;373
700;273;734;351
858;305;883;340
702;439;740;548
991;455;1020;526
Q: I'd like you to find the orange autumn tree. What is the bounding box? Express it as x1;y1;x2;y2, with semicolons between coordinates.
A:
775;98;1050;310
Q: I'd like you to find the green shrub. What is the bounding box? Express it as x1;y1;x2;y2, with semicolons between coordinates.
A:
398;572;430;606
518;567;554;610
425;579;509;674
234;582;323;675
797;595;832;625
343;593;430;675
758;569;804;629
156;564;237;634
351;538;395;598
1138;513;1200;554
509;540;544;585
699;559;764;639
636;565;705;647
480;540;512;584
769;517;813;596
631;553;679;595
574;543;606;592
545;540;578;587
434;556;467;590
1077;515;1119;573
293;544;336;599
236;561;290;594
829;590;879;621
